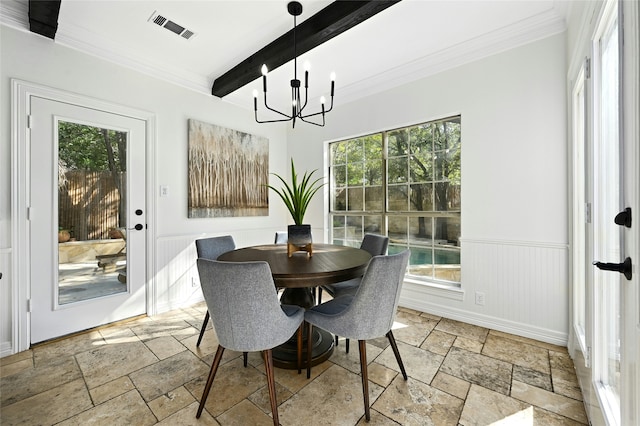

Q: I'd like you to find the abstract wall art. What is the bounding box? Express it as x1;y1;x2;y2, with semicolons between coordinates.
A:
188;119;269;218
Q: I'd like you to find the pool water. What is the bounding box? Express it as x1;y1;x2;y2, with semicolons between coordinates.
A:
389;245;460;265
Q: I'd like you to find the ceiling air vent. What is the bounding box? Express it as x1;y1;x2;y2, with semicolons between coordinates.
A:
148;11;196;40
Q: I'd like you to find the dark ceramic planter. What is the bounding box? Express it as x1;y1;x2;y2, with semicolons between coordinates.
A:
287;224;312;245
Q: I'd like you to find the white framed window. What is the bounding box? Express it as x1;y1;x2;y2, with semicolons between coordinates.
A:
329;116;461;285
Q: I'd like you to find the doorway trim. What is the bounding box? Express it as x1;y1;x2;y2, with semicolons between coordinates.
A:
11;79;157;353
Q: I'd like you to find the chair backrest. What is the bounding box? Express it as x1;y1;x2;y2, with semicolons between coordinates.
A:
342;250;410;340
195;235;236;260
274;232;288;244
360;234;389;256
196;259;303;352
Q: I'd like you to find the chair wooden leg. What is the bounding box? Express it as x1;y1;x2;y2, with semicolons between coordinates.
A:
297;323;303;374
243;352;248;367
196;345;224;418
263;349;279;426
386;331;407;380
306;322;313;379
346;338;350;354
317;287;323;304
358;340;370;422
196;311;210;347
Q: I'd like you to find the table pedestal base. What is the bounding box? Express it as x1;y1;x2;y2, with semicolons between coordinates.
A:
272;326;334;370
274;287;334;369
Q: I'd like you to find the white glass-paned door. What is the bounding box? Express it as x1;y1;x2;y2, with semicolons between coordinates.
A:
571;64;587;351
30;97;147;343
593;3;621;422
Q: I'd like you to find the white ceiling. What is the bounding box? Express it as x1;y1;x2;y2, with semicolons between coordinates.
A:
1;0;569;114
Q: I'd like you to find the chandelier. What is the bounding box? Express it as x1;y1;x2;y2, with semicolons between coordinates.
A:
253;1;335;128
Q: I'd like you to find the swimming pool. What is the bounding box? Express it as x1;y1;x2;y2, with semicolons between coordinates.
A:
388;245;460;265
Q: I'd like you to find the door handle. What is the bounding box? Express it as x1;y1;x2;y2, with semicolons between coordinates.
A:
614;207;632;228
129;224;144;231
593;257;632;280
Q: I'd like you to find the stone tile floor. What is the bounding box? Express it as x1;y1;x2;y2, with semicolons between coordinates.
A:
0;303;588;425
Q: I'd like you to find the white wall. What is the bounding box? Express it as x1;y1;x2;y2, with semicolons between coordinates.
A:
1;24;569;355
0;25;290;355
287;33;569;344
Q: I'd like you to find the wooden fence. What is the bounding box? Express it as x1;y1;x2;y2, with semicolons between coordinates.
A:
58;171;126;241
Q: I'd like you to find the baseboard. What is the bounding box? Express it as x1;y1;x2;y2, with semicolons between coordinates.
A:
399;295;568;347
1;341;14;358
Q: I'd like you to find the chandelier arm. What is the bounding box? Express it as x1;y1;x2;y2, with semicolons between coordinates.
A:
299;95;333;119
323;95;335;113
263;95;293;119
299;115;325;127
299;110;324;119
255;110;296;123
298;86;309;115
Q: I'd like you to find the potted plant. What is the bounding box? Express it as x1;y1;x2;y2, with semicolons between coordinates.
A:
58;226;71;243
268;158;324;254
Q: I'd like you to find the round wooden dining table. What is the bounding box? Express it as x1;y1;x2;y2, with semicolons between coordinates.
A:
218;243;372;369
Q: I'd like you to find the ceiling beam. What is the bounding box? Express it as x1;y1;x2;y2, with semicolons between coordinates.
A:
29;0;61;39
211;0;401;98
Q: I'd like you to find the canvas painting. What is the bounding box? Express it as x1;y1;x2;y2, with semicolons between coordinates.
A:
188;119;269;218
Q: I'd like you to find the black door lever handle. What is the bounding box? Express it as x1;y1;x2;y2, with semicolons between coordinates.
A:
593;257;632;280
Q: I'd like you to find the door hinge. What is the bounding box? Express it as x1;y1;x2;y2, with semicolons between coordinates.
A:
27;115;33;129
585;346;591;368
26;206;32;220
585;57;591;79
27;299;31;313
585;202;592;223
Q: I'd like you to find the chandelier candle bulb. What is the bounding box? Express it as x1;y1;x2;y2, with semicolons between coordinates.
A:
330;72;336;96
261;64;268;92
304;61;310;87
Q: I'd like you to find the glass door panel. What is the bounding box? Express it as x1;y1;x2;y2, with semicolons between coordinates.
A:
57;122;129;304
593;5;621;422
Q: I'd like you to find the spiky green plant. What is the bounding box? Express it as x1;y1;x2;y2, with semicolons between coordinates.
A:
267;158;325;225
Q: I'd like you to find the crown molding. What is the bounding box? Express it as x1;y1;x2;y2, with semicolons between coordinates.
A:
3;1;567;108
54;24;211;95
225;8;566;109
0;0;29;30
333;8;567;107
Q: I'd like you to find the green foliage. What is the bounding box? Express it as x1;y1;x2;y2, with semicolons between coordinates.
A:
58;122;126;172
268;158;325;225
387;118;461;211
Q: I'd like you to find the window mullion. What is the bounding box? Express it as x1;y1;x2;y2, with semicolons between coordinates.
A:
382;130;388;236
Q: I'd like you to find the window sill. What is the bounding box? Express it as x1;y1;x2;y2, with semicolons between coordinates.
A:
402;277;465;301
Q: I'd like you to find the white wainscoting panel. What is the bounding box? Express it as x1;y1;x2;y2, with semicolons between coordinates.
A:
400;238;569;345
155;235;202;313
1;248;13;357
154;228;288;313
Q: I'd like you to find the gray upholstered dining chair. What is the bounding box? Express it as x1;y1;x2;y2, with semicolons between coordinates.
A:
318;233;389;353
318;234;389;303
304;250;410;422
194;235;236;347
195;259;304;424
